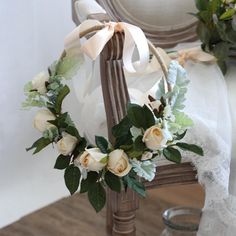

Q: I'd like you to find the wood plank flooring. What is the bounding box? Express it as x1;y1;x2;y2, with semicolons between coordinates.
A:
0;184;204;236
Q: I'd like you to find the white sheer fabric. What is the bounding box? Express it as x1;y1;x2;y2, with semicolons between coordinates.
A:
72;42;236;235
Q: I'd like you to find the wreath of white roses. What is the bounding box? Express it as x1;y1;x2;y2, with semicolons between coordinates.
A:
23;22;203;212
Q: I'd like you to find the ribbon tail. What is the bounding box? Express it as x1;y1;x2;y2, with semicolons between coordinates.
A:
122;22;149;73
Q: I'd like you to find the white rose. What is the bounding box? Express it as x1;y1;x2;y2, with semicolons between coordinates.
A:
79;148;107;172
141;151;153;161
142;125;166;151
149;100;161;111
57;132;78;156
32;71;49;95
33;109;56;132
108;149;132;177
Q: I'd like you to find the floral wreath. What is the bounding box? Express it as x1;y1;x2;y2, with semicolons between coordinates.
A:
23;21;203;212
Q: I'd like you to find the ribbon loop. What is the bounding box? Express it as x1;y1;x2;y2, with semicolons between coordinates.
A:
64;20;149;73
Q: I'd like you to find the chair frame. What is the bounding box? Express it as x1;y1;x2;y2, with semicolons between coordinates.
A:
71;1;198;235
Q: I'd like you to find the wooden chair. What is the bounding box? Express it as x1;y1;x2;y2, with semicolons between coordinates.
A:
71;1;199;235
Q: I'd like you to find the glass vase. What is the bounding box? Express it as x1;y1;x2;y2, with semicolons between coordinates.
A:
161;206;202;236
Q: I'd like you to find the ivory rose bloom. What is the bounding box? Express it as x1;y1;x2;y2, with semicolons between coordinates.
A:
142;125;166;151
32;72;49;95
108;149;132;177
141;151;153;161
79;148;107;172
57;132;78;156
33;109;55;132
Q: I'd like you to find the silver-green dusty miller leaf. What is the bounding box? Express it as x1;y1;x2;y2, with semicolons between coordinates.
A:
130;159;156;182
22;81;47;109
56;55;83;80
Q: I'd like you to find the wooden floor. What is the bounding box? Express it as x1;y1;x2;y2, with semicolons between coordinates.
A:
0;184;204;236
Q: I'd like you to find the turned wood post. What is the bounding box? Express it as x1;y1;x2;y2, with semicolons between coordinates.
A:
100;32;139;236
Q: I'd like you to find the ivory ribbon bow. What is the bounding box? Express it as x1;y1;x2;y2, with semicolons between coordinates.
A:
64;19;149;73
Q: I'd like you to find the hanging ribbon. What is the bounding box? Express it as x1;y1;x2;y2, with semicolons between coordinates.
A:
168;47;216;66
64;19;149;73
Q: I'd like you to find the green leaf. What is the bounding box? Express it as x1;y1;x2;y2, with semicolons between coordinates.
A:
210;0;221;13
65;126;81;140
72;138;87;157
127;104;145;128
100;156;108;164
112;116;132;138
80;172;99;193
64;165;81;195
88;182;106;212
143;105;155;128
217;60;227;75
175;130;187;141
114;133;133;149
105;171;122;193
220;9;235;21
195;0;208;11
176;142;204;156
134;135;146;151
54;155;70;170
95;136;108;154
197;22;211;45
163;147;182;164
123;174;146;197
127;150;143;159
26;137;51;154
199;10;212;23
55;85;70;114
127;103;155;129
213;42;230;60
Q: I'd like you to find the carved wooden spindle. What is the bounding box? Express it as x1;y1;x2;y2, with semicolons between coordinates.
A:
100;33;139;236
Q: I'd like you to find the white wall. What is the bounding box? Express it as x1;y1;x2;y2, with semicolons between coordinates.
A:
0;0;74;228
